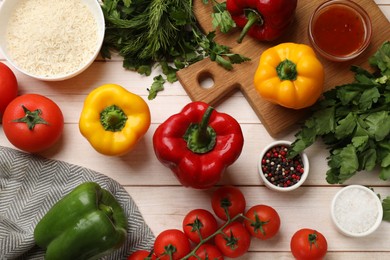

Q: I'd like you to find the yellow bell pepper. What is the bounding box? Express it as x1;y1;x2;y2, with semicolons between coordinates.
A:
79;84;151;156
254;42;324;109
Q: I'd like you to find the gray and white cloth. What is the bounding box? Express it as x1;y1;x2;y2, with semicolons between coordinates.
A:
0;146;155;259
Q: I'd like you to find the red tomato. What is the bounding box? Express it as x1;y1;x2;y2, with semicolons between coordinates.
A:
188;244;224;260
154;229;191;260
127;250;156;260
211;186;246;221
290;228;328;260
244;205;281;240
182;209;218;243
2;94;64;153
215;221;251;258
0;62;18;120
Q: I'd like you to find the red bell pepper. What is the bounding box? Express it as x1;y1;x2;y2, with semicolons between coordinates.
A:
153;101;244;189
226;0;298;43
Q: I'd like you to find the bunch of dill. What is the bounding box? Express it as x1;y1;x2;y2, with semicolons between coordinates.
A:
100;0;247;99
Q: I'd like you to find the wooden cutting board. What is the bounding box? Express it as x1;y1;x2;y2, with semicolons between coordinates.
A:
177;0;390;137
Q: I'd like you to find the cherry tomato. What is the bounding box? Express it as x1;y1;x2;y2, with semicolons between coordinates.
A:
215;221;251;258
154;229;191;260
0;62;18;121
211;186;246;221
127;250;156;260
188;244;224;260
290;228;328;260
182;209;218;243
244;205;281;240
2;94;64;153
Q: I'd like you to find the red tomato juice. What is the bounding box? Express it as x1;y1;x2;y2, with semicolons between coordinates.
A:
312;4;366;57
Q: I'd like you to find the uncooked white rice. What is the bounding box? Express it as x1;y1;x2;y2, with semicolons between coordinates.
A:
6;0;98;78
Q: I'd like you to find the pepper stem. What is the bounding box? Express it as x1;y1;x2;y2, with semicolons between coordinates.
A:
237;9;263;43
183;106;216;154
99;204;114;218
276;59;298;81
12;105;49;130
100;105;128;132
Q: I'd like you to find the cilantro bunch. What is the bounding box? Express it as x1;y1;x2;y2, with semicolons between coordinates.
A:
100;0;248;99
288;41;390;184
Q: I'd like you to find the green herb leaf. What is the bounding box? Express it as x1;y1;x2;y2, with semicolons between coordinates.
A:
379;165;390;181
101;0;248;98
378;142;390;168
335;112;356;139
148;75;165;100
225;53;251;65
211;9;236;33
364;111;390;141
338;145;359;182
359;148;377;171
382;196;390;221
351;135;369;151
369;41;390;77
160;62;178;83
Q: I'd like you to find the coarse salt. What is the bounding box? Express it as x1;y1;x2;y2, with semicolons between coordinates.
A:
6;0;98;78
333;186;381;235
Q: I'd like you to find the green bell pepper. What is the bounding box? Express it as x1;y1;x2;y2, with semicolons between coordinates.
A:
34;182;127;260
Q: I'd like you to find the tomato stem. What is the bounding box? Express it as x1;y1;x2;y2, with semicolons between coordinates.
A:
181;213;244;260
308;231;319;250
12;105;49;130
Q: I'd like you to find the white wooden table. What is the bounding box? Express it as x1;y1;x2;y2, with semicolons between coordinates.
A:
1;1;390;259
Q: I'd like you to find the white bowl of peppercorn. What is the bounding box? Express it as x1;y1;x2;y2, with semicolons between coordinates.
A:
258;140;309;192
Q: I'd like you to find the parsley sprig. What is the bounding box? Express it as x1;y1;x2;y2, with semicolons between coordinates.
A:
100;0;248;99
288;41;390;184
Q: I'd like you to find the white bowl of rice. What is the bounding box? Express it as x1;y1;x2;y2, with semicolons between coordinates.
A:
0;0;105;81
331;185;383;237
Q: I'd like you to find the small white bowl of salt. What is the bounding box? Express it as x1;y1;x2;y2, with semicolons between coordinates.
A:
331;185;383;237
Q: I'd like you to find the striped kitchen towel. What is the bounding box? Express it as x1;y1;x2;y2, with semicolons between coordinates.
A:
0;146;155;259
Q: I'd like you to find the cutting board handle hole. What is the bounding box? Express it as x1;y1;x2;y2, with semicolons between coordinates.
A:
198;71;214;89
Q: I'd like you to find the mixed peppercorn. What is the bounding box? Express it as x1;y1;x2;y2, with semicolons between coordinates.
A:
261;144;304;187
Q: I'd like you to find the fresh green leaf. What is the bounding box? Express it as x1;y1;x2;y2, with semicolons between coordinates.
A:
335;112;356;139
287;124;317;158
211;10;236;33
136;65;152;76
359;148;377;171
382;196;390;221
338;145;359;182
313;107;336;135
379;165;390;181
377;142;390;167
358;87;380;111
148;75;165;100
336;84;362;105
160;62;178;83
351;135;369;151
123;0;132;8
369;41;390;77
225;53;251;64
364;111;390;141
326;168;340;184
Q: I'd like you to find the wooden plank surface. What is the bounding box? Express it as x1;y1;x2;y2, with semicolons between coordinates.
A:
177;0;390;137
1;0;390;259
